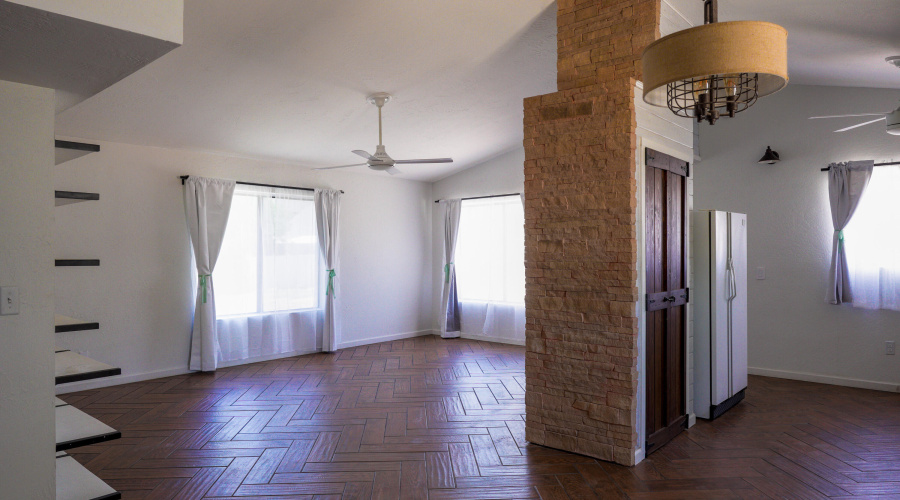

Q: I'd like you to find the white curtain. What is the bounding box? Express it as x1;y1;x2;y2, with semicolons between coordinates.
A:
460;302;526;342
183;176;236;371
215;185;321;363
826;161;873;304
315;189;342;352
217;310;319;363
439;200;462;338
844;165;900;310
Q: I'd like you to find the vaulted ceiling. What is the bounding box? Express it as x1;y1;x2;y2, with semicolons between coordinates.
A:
55;0;900;182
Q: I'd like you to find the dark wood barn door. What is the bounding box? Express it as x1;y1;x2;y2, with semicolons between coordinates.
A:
644;148;688;456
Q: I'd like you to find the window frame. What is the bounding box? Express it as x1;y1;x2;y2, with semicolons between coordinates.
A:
215;187;320;317
455;194;525;305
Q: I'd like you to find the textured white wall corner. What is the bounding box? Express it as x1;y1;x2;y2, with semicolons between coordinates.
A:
695;84;900;388
52;139;434;385
0;80;56;499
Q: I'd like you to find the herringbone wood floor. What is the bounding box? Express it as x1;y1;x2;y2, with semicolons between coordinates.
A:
62;336;900;499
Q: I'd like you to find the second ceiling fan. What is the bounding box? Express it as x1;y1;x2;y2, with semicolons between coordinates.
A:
316;93;453;175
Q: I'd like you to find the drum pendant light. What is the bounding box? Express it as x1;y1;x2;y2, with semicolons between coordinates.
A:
641;0;788;125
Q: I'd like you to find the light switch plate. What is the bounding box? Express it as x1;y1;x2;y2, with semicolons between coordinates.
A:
1;287;19;315
756;267;765;280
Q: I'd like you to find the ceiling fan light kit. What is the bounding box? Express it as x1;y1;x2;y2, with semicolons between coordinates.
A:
641;0;788;125
315;93;453;175
887;109;900;135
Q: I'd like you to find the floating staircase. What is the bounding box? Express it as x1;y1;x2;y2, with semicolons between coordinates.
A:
54;139;122;498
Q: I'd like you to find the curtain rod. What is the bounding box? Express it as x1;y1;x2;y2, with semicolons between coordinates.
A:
179;175;343;193
434;192;521;204
820;161;900;172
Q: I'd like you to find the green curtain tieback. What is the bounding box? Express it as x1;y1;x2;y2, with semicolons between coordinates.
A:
444;262;452;284
838;229;844;241
326;269;336;297
198;274;211;303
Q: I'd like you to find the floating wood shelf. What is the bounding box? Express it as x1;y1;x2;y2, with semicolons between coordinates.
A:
55;260;100;267
55;315;99;333
55;140;100;166
55;399;120;451
55;350;121;385
55;191;99;206
56;451;121;500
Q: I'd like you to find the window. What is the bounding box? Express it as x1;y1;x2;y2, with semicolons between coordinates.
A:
844;165;900;310
455;195;525;304
214;186;319;316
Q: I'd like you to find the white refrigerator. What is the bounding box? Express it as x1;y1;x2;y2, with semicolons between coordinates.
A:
693;210;748;420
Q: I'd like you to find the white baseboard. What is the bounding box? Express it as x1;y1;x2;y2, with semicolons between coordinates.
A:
749;366;900;393
55;366;191;395
634;447;645;465
460;332;525;346
336;329;434;349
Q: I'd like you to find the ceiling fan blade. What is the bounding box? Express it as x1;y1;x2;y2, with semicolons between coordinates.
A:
393;158;453;164
385;167;401;176
809;113;888;119
313;163;368;170
834;117;885;133
352;150;375;160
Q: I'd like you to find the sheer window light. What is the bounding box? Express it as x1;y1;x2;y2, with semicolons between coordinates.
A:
215;186;319;316
455;196;525;304
844;165;900;311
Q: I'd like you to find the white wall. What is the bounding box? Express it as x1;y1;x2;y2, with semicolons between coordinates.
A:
430;148;525;335
0;80;56;498
695;84;900;391
54;140;433;392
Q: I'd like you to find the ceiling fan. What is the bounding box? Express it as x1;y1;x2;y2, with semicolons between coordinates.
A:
315;93;453;175
809;101;900;135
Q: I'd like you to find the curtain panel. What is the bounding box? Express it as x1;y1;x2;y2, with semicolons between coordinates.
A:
315;189;342;352
459;301;525;342
439;199;462;338
826;160;873;304
217;309;320;363
183;176;236;371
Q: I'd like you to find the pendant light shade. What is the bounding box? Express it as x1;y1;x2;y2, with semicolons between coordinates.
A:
641;1;788;124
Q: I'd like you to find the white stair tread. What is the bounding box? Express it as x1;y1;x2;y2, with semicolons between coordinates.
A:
56;403;120;451
55;315;88;326
54;315;99;333
55;350;120;385
56;452;119;500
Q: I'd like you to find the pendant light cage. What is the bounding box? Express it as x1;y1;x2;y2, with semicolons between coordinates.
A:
666;72;759;123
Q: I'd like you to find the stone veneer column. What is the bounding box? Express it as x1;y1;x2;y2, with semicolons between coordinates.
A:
523;0;660;466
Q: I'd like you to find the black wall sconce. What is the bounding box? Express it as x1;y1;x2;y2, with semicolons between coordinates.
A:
758;146;780;164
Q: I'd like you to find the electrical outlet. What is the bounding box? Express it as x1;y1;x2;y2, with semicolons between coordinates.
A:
756;267;765;280
0;287;19;315
887;341;896;356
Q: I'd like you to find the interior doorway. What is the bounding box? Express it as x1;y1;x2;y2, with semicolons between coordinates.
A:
644;147;689;456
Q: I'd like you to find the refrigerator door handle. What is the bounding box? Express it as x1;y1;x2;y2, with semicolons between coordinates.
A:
725;258;737;301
